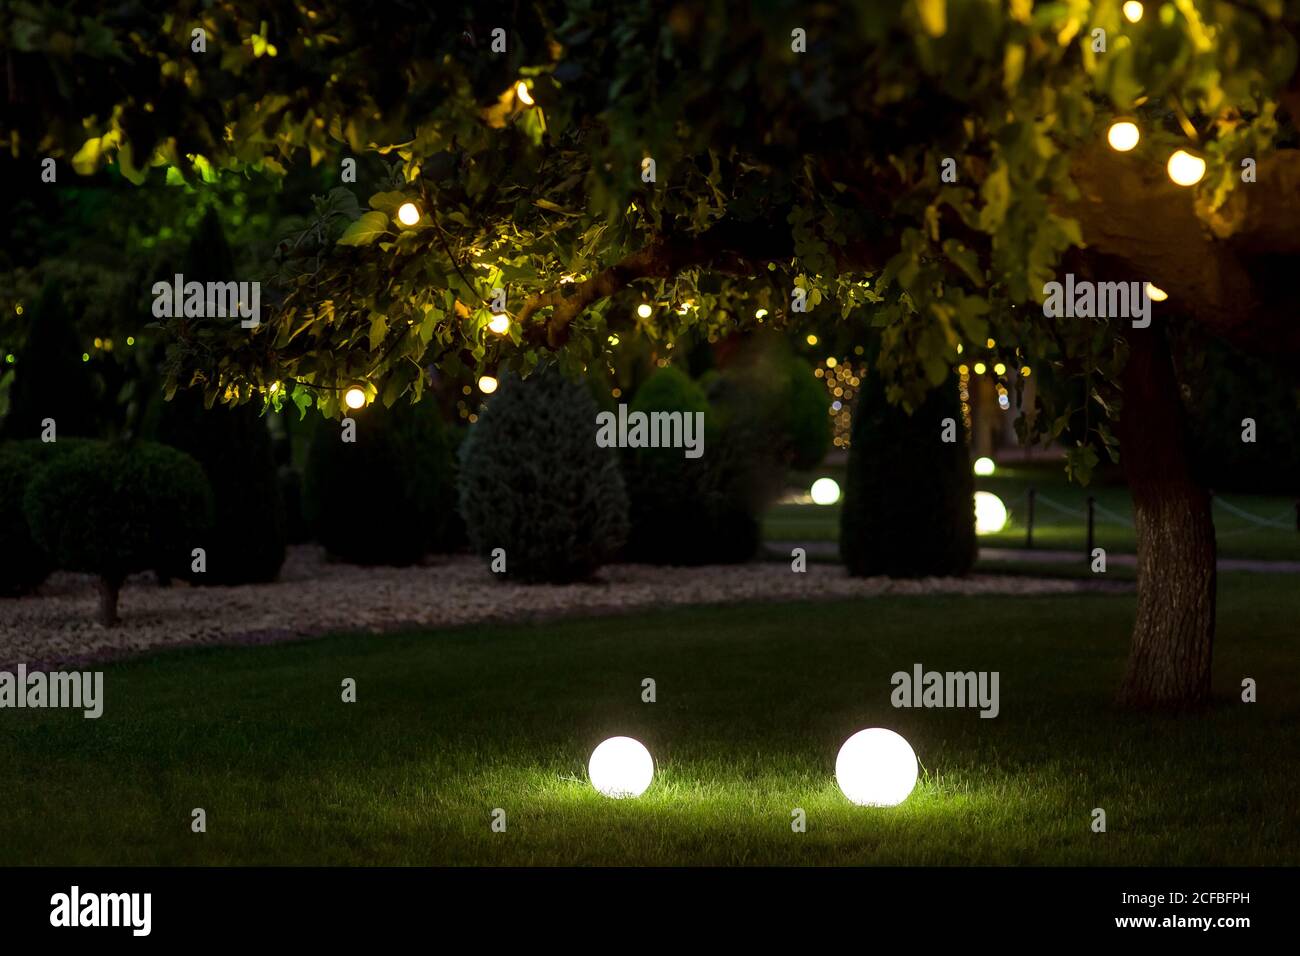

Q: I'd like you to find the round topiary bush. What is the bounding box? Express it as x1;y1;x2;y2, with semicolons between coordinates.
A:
303;399;459;565
24;441;213;625
783;355;832;471
157;394;287;584
458;368;629;582
0;444;54;596
622;366;761;564
839;371;976;578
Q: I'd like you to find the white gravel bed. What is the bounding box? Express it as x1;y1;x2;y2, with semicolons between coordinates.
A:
0;545;1129;668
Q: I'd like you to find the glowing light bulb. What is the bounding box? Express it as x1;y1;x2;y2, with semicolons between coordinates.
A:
515;81;535;106
344;386;367;409
1107;120;1140;152
478;375;499;394
636;303;653;319
588;737;654;798
488;313;510;334
1167;150;1206;187
1122;1;1144;23
806;334;819;346
973;362;987;375
1145;282;1168;302
396;202;421;226
973;456;996;477
993;363;1007;376
755;308;768;319
835;729;918;807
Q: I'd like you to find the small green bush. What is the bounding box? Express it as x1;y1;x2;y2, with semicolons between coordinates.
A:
24;441;213;625
784;355;832;471
840;372;975;577
622;367;762;564
0;444;54;596
458;369;628;582
303;400;460;565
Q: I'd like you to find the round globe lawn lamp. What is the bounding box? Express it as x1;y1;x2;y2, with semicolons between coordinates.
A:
973;491;1008;534
835;728;919;807
810;477;841;505
588;737;655;799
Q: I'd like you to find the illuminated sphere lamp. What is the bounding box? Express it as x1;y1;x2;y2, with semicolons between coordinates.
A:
1122;1;1144;23
974;490;1008;534
810;477;841;506
588;736;654;799
396;202;421;226
835;728;919;807
477;375;499;395
343;386;368;410
973;456;996;477
488;313;510;335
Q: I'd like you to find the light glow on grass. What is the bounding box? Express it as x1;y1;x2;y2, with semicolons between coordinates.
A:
835;728;918;806
588;736;654;798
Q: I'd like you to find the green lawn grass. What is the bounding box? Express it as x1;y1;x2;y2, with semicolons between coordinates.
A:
1;573;1294;865
768;463;1300;562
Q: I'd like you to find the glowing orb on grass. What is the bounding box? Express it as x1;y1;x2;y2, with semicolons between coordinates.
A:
973;456;996;477
588;736;654;799
974;491;1008;534
835;728;918;807
810;477;841;506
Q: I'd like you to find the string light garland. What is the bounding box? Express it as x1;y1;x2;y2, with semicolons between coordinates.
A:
1107;120;1140;152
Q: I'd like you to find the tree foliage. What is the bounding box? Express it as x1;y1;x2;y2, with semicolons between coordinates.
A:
8;0;1298;483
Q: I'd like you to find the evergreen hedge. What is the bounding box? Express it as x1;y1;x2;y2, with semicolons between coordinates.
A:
458;369;628;582
840;372;976;577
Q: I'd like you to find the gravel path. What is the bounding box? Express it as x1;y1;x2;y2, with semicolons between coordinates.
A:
1;546;1130;669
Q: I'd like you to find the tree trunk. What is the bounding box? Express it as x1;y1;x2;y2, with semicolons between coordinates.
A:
1115;325;1217;710
97;576;122;628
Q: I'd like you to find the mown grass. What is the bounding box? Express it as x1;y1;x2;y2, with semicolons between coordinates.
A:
1;573;1294;865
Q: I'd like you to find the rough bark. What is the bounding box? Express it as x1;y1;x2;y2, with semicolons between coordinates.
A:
1114;325;1217;710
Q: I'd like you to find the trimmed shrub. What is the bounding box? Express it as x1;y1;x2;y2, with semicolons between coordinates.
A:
622;366;762;564
1;282;99;441
0;444;53;595
784;355;832;471
24;441;213;625
840;372;976;577
458;369;629;582
154;209;287;584
303;399;459;565
157;394;287;584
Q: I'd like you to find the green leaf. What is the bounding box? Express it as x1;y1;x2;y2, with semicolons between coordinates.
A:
337;211;390;246
915;0;946;37
368;313;388;352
